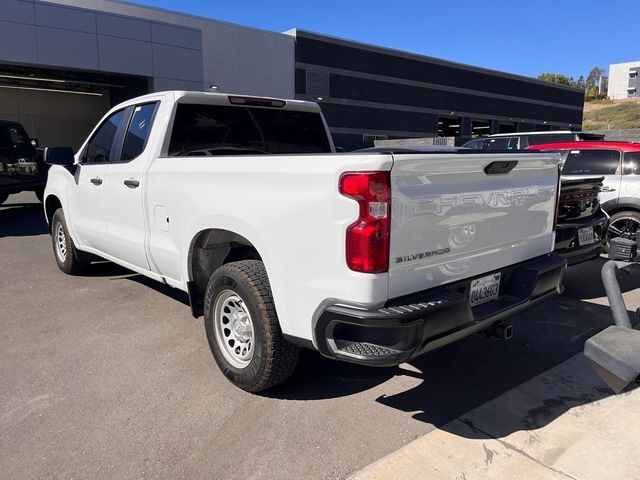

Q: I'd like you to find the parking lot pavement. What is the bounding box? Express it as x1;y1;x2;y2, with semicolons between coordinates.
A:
1;192;639;480
351;355;640;480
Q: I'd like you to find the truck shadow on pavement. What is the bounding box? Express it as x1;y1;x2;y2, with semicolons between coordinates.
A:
0;202;49;237
269;259;639;439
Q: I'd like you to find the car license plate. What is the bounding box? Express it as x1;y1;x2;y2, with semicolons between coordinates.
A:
469;273;501;307
578;226;595;246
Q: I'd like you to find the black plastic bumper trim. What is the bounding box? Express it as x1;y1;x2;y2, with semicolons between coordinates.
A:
315;253;566;366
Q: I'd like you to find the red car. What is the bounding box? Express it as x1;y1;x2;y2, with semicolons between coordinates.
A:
527;141;640;261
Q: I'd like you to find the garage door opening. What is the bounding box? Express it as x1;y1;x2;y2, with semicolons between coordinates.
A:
0;64;149;150
437;116;461;137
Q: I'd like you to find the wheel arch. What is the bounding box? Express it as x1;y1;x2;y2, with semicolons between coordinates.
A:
186;228;264;318
44;194;63;231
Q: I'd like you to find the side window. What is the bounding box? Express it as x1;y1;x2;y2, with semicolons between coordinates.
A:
84;110;125;164
624;152;640;175
562;149;621;175
120;103;158;162
484;137;518;150
463;139;485;150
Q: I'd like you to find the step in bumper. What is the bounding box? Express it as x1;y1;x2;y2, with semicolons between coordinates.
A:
314;253;566;366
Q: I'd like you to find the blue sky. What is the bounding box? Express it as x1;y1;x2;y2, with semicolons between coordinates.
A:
132;0;636;80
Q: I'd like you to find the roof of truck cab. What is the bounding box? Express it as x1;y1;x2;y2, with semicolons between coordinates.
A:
110;90;321;113
526;141;640;152
171;91;321;111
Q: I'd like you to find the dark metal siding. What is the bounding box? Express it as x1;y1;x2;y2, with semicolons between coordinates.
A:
295;68;306;95
295;36;584;108
330;74;583;125
319;103;438;133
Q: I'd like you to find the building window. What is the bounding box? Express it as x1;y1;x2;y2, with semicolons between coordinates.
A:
471;119;491;137
437;116;461;137
499;122;517;133
630;71;638;79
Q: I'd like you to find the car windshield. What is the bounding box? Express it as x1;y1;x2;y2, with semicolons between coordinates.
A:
0;125;29;147
562;149;621;175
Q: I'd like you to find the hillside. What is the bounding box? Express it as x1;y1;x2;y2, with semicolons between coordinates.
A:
583;98;640;129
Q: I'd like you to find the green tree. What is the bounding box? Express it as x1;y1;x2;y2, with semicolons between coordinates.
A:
537;72;574;86
586;67;608;100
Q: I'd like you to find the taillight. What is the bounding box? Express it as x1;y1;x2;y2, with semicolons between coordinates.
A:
339;172;390;273
553;165;561;231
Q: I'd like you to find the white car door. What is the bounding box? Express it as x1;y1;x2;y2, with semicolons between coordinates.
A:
67;109;126;252
102;102;159;270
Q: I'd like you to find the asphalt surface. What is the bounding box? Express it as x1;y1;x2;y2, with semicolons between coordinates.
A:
1;191;639;480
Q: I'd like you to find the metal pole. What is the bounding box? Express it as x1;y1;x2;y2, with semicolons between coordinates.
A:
601;260;632;329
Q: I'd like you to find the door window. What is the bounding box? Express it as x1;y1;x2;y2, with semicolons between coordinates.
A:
120;103;158;162
84;110;125;164
483;137;519;150
562;149;621;175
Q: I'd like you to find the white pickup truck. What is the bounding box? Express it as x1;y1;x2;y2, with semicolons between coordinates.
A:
44;91;566;392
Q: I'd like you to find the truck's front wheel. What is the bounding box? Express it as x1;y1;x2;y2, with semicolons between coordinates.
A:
203;260;299;392
51;208;89;275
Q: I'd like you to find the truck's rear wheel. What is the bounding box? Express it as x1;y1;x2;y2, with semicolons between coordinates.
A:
203;260;299;392
51;208;89;275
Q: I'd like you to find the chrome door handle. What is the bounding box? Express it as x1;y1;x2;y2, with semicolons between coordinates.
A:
124;179;140;188
601;186;616;192
90;177;102;186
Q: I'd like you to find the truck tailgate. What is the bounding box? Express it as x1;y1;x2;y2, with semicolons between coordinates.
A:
389;152;560;298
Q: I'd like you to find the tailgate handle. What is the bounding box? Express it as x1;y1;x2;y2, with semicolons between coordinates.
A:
484;161;518;175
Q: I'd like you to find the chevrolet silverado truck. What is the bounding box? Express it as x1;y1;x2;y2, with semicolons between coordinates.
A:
43;91;566;392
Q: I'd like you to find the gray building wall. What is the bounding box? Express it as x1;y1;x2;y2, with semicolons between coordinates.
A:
0;0;294;97
36;0;295;97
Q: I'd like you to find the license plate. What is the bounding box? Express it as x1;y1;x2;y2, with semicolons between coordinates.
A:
469;273;501;307
578;226;595;246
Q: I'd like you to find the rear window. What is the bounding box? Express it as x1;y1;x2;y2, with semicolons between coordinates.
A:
562;149;621;175
168;104;331;156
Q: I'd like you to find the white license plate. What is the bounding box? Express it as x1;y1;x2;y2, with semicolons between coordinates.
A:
469;273;501;307
578;226;595;246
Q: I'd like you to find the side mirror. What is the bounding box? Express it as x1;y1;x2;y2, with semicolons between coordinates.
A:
44;147;75;166
30;138;39;148
335;146;345;153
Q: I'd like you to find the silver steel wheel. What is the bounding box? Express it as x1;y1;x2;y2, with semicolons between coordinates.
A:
608;216;640;241
54;222;67;262
213;290;255;369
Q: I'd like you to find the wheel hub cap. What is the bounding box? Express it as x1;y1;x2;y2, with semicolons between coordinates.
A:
213;290;255;369
55;223;67;262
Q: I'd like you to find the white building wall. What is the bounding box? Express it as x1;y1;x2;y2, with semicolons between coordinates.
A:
608;61;640;100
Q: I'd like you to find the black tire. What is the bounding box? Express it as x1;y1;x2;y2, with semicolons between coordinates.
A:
34;187;44;203
204;260;299;392
0;193;8;205
607;211;640;248
51;208;89;275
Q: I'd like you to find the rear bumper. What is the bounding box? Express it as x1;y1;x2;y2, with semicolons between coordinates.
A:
314;253;566;366
555;210;608;266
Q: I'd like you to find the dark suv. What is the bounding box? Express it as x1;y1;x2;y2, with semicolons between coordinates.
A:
0;120;47;205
